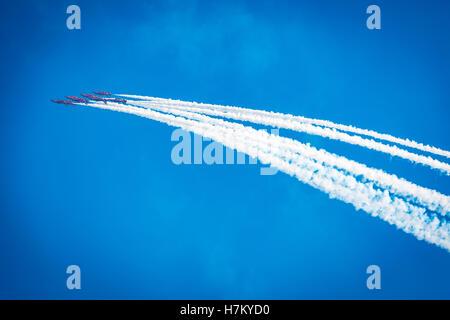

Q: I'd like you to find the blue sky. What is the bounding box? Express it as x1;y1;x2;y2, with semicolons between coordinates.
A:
0;0;449;299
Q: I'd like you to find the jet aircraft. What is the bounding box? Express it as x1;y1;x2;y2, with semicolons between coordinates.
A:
51;99;76;106
66;96;89;104
108;98;127;104
93;91;112;97
81;94;108;104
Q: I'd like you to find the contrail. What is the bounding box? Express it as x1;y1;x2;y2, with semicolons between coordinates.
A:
117;94;450;159
120;100;450;217
79;101;450;251
123;97;450;175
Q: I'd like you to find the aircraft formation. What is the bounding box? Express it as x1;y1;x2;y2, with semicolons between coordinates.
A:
51;91;126;106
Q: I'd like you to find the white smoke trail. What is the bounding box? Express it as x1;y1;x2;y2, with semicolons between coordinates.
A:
124;97;450;175
80;101;450;251
117;94;450;159
122;100;450;217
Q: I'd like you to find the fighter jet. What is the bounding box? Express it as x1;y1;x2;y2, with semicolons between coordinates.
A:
51;99;75;107
107;98;127;104
81;93;108;104
93;91;112;97
66;96;89;104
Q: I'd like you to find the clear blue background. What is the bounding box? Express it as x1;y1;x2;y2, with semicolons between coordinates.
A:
0;0;449;299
